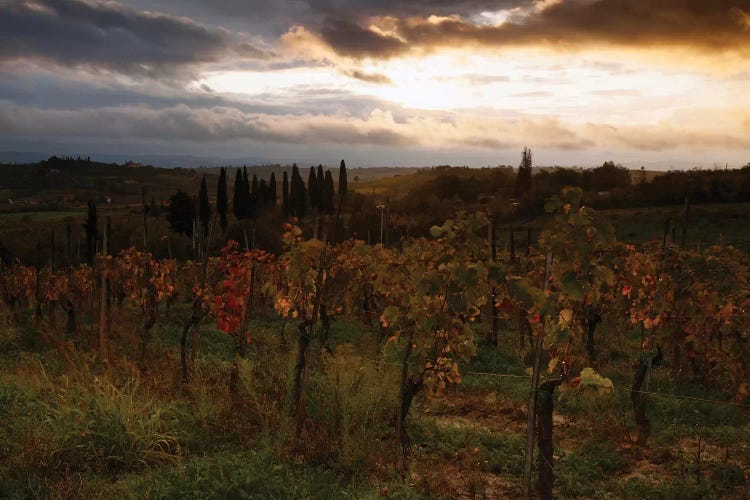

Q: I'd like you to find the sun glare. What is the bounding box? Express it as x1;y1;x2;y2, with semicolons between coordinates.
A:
197;50;728;130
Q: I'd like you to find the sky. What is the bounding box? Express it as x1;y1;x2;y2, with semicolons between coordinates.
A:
1;0;750;168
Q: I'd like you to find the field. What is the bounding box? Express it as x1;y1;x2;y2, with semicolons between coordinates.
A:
1;165;749;499
1;316;748;498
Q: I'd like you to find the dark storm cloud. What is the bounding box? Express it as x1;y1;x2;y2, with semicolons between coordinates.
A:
303;0;750;59
305;0;517;18
121;0;518;32
0;0;267;77
320;17;407;58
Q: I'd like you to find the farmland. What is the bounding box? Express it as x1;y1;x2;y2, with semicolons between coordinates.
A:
1;160;750;499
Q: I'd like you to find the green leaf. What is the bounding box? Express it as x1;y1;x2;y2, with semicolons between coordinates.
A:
578;367;614;395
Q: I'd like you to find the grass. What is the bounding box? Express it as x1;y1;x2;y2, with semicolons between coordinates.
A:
86;449;398;499
0;311;748;499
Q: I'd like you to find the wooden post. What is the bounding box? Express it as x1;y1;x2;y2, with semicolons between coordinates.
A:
662;219;671;258
141;186;148;251
99;222;108;355
66;224;71;268
510;225;516;262
488;217;498;346
35;240;42;324
50;228;55;273
385;197;390;248
681;197;690;249
106;216;112;256
523;252;552;499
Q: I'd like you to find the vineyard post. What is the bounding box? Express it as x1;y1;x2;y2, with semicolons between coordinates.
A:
385;197;390;248
35;240;41;324
107;216;112;256
50;228;55;273
379;203;385;245
98;221;108;356
662;219;671;258
523;251;552;499
141;186;148;251
681;197;690;249
66;224;71;268
488;216;498;346
510;225;516;262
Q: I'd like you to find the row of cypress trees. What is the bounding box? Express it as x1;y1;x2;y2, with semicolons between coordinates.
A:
198;160;348;233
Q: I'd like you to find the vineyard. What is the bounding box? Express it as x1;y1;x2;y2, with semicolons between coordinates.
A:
1;186;749;499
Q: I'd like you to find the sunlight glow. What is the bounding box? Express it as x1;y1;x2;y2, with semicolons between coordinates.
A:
198;50;731;129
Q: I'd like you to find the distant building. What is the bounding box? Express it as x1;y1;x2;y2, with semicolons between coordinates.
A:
125;161;145;168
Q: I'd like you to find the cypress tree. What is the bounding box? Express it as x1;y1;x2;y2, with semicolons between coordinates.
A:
290;164;299;216
291;165;306;218
217;167;228;231
282;171;290;216
233;169;242;219
199;175;210;236
298;174;306;218
252;174;258;198
316;165;325;209
308;167;318;210
324;170;335;215
515;147;533;199
338;159;347;198
242;167;251;219
269;172;277;206
259;179;268;207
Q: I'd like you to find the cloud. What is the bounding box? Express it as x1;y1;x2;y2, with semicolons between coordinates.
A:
587;122;750;152
288;1;750;60
319;17;407;58
0;0;268;77
0;100;604;151
341;69;393;84
5;99;750;155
